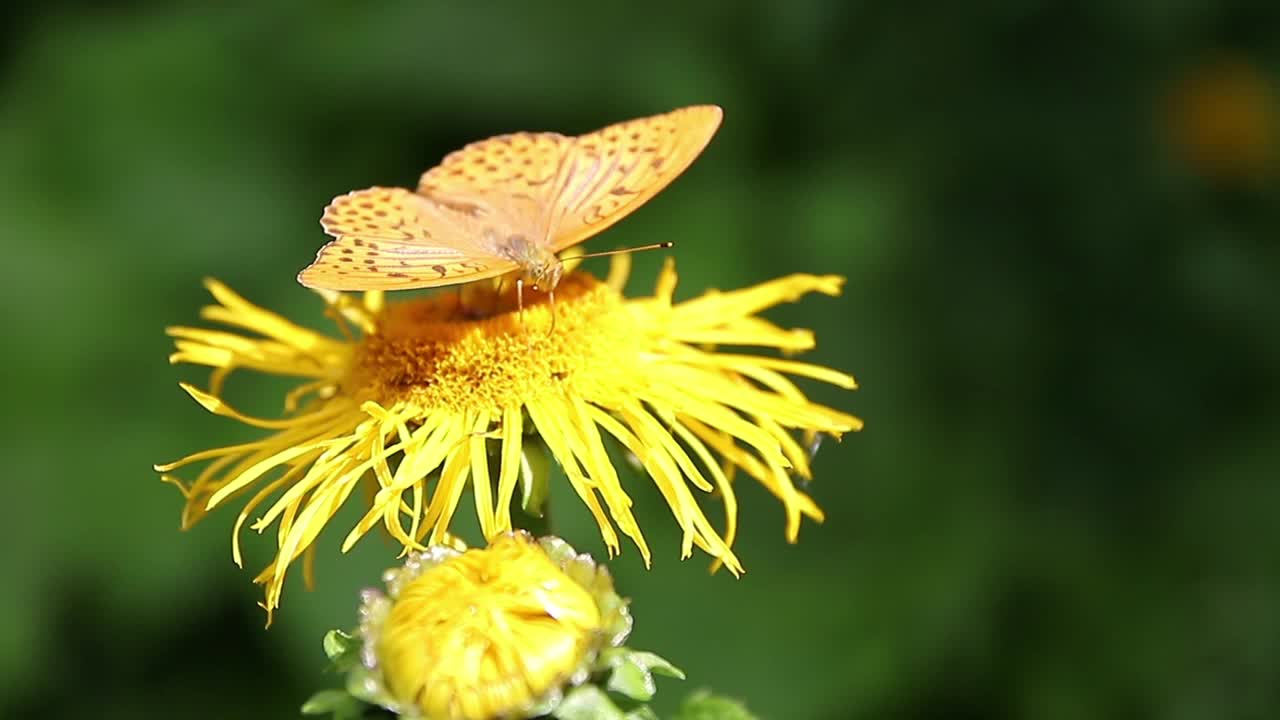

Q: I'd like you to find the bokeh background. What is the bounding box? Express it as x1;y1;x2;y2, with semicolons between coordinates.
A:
4;2;1280;718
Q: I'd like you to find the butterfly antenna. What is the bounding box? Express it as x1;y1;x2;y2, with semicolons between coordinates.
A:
574;241;674;261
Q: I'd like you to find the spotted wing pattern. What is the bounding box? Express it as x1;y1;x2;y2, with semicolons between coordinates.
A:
298;187;516;291
545;105;723;252
299;106;722;292
417;132;572;203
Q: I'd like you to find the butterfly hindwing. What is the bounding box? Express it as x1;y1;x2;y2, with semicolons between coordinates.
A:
301;187;516;290
298;236;511;291
320;187;439;241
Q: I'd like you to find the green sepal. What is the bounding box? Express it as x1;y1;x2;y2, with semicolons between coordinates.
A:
323;629;361;670
672;690;759;720
299;688;375;720
300;689;347;714
346;665;397;711
551;685;656;720
600;647;686;702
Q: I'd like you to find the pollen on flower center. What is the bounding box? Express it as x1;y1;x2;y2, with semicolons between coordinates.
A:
348;273;644;414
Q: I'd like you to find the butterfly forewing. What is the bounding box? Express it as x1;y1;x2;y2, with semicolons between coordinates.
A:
418;132;572;205
545;105;723;252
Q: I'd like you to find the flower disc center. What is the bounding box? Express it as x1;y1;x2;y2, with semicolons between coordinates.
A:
346;272;644;414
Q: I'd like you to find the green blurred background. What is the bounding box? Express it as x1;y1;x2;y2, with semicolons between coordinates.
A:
4;2;1280;718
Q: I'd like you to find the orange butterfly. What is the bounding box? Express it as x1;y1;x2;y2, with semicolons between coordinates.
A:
297;105;723;294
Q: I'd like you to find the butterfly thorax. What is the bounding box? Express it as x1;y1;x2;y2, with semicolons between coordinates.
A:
484;229;563;291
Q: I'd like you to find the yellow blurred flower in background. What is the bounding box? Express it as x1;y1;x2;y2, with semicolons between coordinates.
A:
155;256;860;618
1164;56;1279;184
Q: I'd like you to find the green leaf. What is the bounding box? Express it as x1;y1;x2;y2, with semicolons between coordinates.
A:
602;648;686;701
673;690;759;720
322;629;361;668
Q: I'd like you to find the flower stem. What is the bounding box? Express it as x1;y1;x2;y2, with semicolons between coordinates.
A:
511;492;553;537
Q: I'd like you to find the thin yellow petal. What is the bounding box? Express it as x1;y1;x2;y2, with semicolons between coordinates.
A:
681;351;859;389
205;440;336;510
526;398;620;556
343;412;455;551
563;396;648;561
654;257;678;303
605;252;632;293
153;440;266;473
641;382;792;470
423;428;476;546
618;400;736;564
586;405;689;544
232;466;305;567
180;382;347;430
660;365;855;432
669;419;740;565
673;273;844;321
493;406;523;533
470;409;496;539
669;326;816;350
201;278;341;354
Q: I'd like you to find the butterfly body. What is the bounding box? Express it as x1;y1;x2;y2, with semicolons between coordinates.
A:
488;231;563;290
298;105;723;292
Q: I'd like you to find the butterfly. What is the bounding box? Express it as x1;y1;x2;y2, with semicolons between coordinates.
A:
297;105;723;295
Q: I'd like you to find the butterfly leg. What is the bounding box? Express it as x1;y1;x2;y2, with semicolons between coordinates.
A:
547;288;557;337
516;277;527;328
515;278;534;350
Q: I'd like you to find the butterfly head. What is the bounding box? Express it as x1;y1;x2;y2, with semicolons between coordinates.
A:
497;232;563;292
523;255;563;292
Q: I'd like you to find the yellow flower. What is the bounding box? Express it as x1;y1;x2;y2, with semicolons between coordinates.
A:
353;531;631;720
156;256;861;618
